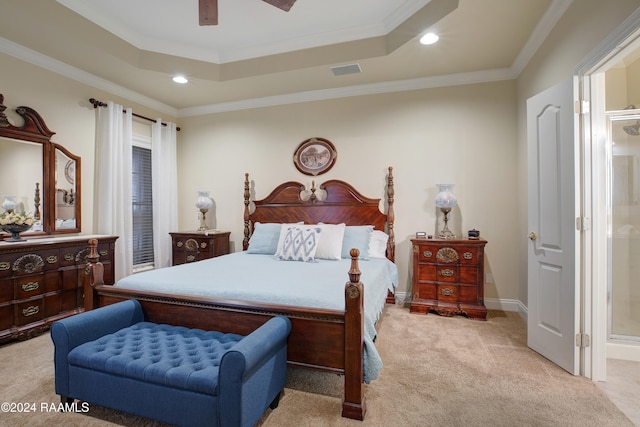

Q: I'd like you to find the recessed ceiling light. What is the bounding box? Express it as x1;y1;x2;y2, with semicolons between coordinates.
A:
172;75;188;84
420;32;439;45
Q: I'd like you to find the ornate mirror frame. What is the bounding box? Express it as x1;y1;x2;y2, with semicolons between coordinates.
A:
0;94;81;237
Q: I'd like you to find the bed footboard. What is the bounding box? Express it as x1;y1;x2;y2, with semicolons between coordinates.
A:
84;239;367;421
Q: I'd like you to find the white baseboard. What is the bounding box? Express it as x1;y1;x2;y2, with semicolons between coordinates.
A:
607;341;640;362
393;293;529;321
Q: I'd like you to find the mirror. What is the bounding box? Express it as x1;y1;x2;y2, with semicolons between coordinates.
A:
55;146;79;230
0;137;44;232
0;94;81;237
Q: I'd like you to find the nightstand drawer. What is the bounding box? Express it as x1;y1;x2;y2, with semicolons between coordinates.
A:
436;266;457;283
437;284;457;303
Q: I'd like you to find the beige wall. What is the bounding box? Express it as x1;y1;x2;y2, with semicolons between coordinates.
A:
178;82;519;301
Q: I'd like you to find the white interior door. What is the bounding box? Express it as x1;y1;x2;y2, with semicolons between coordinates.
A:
527;77;580;375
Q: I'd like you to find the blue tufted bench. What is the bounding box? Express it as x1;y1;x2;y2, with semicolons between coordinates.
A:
51;300;291;427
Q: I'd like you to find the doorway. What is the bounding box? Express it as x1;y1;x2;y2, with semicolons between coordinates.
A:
576;10;640;382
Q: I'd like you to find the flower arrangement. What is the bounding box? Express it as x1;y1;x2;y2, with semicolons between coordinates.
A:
0;210;35;226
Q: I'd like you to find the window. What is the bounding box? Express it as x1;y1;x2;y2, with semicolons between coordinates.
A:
132;139;154;270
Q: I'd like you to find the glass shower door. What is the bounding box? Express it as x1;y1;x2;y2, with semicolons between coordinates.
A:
608;114;640;342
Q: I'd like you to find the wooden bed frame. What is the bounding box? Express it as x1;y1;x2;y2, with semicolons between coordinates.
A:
84;167;395;421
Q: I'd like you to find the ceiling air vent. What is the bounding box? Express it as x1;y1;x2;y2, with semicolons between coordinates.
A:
330;64;362;76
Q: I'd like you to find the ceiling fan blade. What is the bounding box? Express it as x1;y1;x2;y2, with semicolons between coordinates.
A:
262;0;297;12
199;0;218;25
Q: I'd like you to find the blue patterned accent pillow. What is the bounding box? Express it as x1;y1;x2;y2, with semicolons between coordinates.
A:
275;226;322;262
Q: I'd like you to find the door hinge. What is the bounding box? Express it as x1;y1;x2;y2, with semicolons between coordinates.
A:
576;217;591;231
576;333;591;348
575;100;590;115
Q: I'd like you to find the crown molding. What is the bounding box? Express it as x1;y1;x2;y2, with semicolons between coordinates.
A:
177;68;514;117
0;37;178;117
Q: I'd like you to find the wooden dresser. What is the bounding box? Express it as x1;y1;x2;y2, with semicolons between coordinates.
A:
0;235;118;342
170;231;230;265
410;238;487;320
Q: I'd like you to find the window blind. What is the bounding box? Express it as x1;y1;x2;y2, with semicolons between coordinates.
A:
132;146;154;266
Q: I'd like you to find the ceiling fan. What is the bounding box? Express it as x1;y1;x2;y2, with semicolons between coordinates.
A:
199;0;297;26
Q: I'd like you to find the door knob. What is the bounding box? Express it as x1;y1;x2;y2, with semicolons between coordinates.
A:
527;232;537;241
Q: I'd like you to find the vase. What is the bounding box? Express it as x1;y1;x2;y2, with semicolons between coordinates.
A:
1;196;17;212
435;184;457;239
1;223;32;242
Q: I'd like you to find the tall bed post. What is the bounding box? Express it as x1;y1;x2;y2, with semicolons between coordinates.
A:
84;238;104;311
342;248;366;420
243;173;251;250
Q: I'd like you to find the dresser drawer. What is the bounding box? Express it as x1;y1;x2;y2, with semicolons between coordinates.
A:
437;284;458;303
417;246;438;261
15;275;45;299
0;278;13;303
415;264;436;281
413;282;436;301
459;266;479;285
436;266;457;283
458;284;479;304
14;298;45;326
459;247;479;264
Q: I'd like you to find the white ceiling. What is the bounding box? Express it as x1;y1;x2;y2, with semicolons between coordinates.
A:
0;0;569;117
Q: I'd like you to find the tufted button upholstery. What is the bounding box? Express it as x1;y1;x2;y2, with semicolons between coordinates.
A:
68;322;244;395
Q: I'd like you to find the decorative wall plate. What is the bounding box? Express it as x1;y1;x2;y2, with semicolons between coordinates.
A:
293;137;337;176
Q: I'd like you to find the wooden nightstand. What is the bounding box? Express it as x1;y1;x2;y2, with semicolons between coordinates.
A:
170;231;230;266
410;238;487;320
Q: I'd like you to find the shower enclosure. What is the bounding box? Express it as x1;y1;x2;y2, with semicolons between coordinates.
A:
607;110;640;345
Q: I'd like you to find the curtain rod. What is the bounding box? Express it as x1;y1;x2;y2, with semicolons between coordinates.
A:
89;98;180;131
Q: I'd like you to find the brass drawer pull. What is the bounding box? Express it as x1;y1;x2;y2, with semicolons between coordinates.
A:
46;255;58;264
440;269;454;277
99;249;108;257
64;253;74;261
422;250;432;258
463;252;473;260
21;281;39;292
0;262;9;271
187;255;196;262
200;242;207;248
22;306;39;317
176;241;183;248
441;288;454;296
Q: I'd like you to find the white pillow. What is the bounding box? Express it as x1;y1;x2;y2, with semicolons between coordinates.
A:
275;225;322;262
314;223;346;260
368;230;389;258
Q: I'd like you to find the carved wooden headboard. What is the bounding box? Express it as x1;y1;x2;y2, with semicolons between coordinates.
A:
243;167;395;261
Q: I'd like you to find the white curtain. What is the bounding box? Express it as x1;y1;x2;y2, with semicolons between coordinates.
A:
151;120;178;268
95;102;133;281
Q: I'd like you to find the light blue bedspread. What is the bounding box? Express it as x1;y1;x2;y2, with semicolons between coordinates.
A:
116;252;398;382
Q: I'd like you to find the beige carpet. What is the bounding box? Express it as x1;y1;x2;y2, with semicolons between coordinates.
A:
0;304;633;427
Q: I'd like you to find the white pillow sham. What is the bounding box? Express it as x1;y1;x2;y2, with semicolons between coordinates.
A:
368;230;389;258
314;223;346;260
